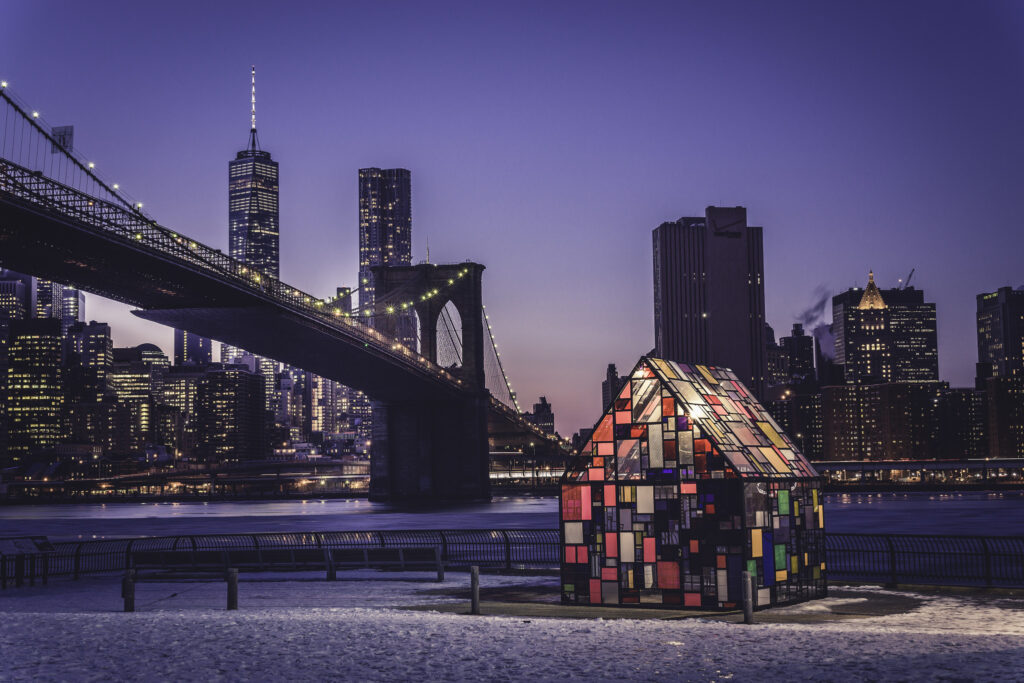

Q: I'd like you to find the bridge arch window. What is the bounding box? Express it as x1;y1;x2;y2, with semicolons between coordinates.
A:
436;300;463;369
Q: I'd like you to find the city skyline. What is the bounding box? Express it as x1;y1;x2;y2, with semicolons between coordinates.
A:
3;1;1023;434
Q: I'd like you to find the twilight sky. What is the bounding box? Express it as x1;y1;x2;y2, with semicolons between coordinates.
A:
3;1;1023;435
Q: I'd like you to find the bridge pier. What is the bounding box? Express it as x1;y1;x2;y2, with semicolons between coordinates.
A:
369;392;490;502
368;263;491;503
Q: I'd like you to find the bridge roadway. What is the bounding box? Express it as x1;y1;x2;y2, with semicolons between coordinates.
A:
0;157;565;499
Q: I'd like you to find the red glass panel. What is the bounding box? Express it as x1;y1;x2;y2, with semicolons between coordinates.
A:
561;484;591;520
615;410;632;424
589;579;602;604
577;545;588;564
588;467;603;482
593;414;614;442
716;554;726;569
597;442;614;456
602;567;618;581
643;537;656;563
689;539;699;553
665;439;677;460
565;546;576;563
680;482;697;494
684;593;701;607
656;561;679;588
662;397;674;416
604;484;616;506
607;532;618;558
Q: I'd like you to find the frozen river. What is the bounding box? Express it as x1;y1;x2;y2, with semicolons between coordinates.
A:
1;491;1022;541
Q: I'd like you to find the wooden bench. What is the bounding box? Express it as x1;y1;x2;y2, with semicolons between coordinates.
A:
129;545;445;582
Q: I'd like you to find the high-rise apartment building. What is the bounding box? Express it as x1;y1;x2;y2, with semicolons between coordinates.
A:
358;168;411;317
976;286;1024;382
5;318;65;462
832;272;938;385
652;206;767;398
173;329;212;366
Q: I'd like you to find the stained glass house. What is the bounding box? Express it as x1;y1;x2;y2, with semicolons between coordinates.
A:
560;357;826;609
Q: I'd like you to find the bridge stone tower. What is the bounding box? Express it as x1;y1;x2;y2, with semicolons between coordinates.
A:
368;263;490;502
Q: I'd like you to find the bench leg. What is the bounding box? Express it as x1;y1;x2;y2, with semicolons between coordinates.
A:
122;570;136;613
226;568;238;611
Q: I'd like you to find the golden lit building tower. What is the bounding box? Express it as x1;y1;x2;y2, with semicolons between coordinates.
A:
5;318;65;463
832;271;938;385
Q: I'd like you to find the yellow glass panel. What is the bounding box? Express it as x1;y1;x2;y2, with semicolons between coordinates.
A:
756;421;788;450
696;364;719;385
762;447;791;474
751;528;762;557
818;505;824;527
775;569;788;583
652;358;678;380
791;556;798;573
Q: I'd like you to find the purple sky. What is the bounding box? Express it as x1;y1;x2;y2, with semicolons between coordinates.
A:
3;1;1023;435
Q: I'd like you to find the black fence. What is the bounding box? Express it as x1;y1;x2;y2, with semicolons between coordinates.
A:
3;530;1023;589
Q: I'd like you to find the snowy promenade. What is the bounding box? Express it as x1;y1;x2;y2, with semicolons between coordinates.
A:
2;572;1023;682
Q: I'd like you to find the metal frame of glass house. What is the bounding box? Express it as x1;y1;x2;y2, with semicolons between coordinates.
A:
560;357;826;609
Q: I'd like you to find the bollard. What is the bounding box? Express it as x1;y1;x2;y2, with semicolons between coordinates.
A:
742;570;754;625
227;568;239;611
470;565;480;615
435;547;445;583
122;570;136;613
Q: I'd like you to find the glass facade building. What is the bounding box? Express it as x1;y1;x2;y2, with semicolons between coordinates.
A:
358;167;412;316
561;357;825;609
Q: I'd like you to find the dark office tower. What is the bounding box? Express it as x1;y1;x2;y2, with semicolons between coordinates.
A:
832;271;938;385
780;323;815;385
35;279;84;335
65;321;113;446
358;168;412;316
5;318;65;463
764;323;788;387
173;329;212;366
976;286;1024;382
65;321;112;403
601;363;621;411
528;396;555;435
229;67;279;278
197;365;266;463
652;206;767;398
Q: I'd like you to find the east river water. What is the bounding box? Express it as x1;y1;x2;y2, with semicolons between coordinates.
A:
0;491;1022;541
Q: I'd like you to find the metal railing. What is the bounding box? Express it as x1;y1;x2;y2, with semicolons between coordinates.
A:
5;530;1022;589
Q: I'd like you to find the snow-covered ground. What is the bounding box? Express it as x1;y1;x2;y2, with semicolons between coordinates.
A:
2;572;1023;681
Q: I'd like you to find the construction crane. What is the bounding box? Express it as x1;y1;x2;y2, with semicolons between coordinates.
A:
902;268;915;290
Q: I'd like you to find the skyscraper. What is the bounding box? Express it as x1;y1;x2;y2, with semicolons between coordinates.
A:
229;67;280;278
173;329;212;366
358;167;411;317
5;318;65;462
976;286;1024;383
601;363;621;411
832;272;938;385
652;206;767;398
780;323;815;385
35;279;84;334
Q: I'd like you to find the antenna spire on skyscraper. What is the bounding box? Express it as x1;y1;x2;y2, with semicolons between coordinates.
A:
248;66;259;151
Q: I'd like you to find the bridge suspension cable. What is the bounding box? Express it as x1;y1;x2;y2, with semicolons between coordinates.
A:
482;305;521;413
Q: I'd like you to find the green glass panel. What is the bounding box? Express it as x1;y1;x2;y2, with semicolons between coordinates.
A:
746;559;757;581
774;544;786;569
778;490;790;515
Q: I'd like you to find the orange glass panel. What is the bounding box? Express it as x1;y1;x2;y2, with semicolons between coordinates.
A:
615;410;632;424
662;397;675;417
716;554;726;569
587;467;603;482
593;414;614;442
597;442;614;456
689;539;699;553
680;482;697;494
706;503;716;514
592;457;604;468
630;425;647;438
